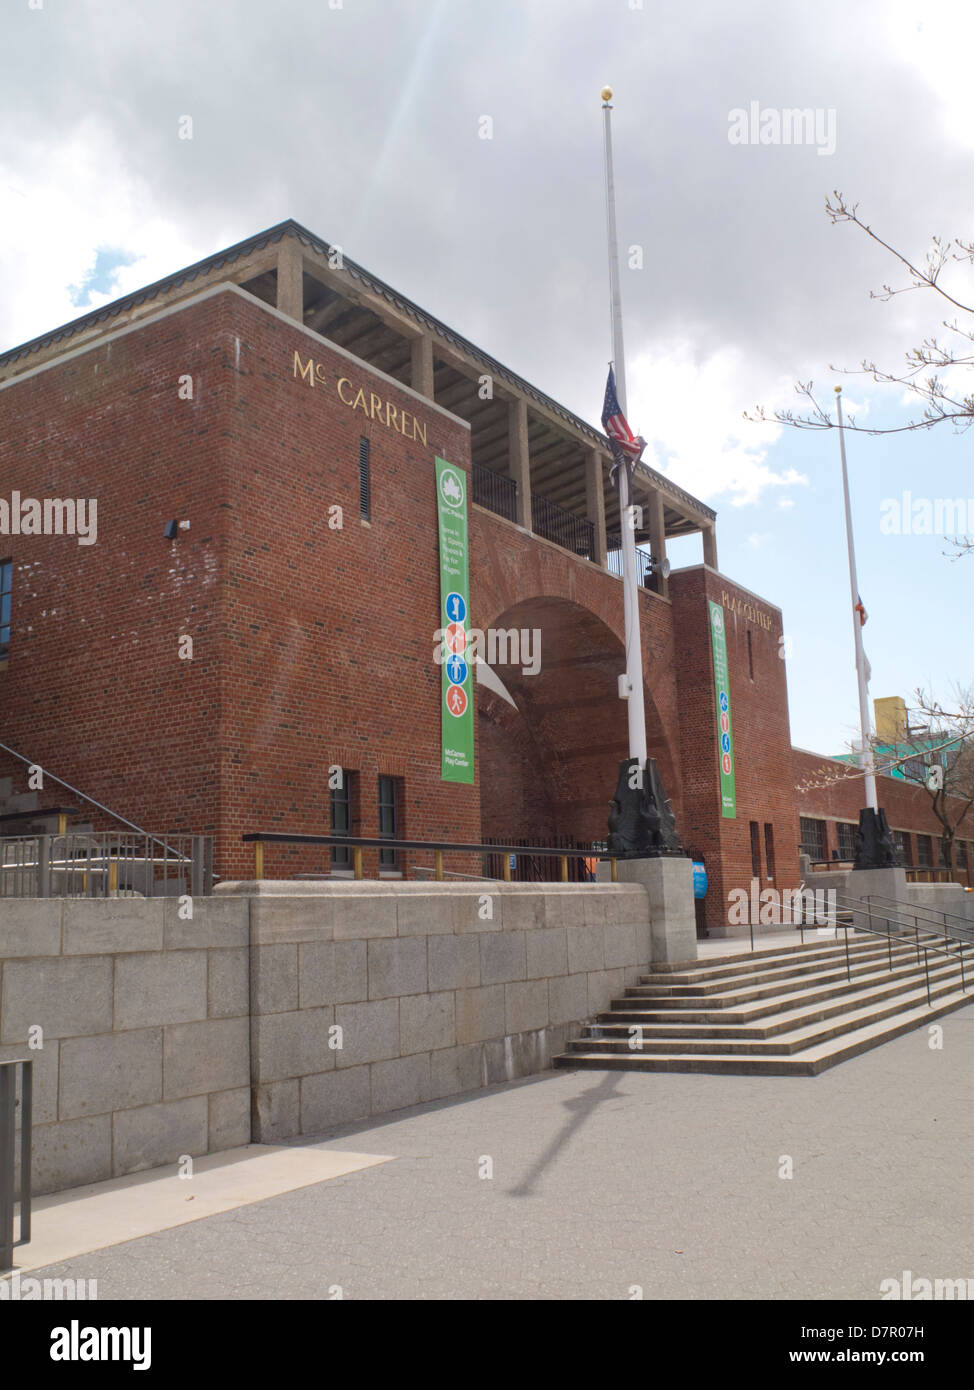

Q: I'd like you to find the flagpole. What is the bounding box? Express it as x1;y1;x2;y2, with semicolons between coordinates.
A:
835;386;878;811
602;85;648;770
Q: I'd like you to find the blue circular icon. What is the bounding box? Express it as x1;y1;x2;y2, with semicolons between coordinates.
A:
721;732;731;754
446;654;468;685
445;592;466;624
719;692;729;712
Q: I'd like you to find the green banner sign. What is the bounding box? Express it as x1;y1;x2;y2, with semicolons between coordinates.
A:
708;600;736;818
435;457;474;783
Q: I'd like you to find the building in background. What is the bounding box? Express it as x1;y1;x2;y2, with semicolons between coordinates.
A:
1;221;965;922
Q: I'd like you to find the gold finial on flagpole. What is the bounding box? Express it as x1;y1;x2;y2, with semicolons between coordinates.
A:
601;86;613;104
834;385;842;394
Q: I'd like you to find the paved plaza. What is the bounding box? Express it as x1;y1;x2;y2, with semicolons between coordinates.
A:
13;986;974;1301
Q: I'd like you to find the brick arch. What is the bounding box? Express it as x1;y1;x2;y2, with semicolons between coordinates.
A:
475;592;678;845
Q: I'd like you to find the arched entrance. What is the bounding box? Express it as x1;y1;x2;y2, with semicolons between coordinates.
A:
476;596;676;847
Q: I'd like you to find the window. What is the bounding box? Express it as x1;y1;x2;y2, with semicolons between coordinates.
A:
330;771;356;869
893;830;912;866
799;817;826;860
763;823;776;881
747;629;754;680
0;560;10;660
749;820;761;878
836;822;857;861
956;841;968;871
916;835;933;868
378;775;402;871
359;437;371;520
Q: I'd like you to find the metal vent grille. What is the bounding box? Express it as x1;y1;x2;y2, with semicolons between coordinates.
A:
359;438;371;520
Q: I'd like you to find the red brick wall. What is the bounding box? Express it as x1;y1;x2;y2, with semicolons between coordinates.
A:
217;294;477;879
0;296;229;852
0;285;810;906
793;747;974;884
471;507;683;843
0;290;478;880
671;567;801;929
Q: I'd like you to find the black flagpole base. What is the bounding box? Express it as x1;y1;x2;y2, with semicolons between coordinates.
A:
853;807;900;870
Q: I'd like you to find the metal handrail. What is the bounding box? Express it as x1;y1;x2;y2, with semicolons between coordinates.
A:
831;891;969;1007
0;832;213;898
241;830;686;883
471;463;518;523
861;890;974;942
1;1059;31;1274
530;492;595;560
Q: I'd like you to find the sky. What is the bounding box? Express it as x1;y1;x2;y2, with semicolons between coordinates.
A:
1;0;971;756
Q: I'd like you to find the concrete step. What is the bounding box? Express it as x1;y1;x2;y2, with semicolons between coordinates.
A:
648;938;855;973
555;985;973;1076
591;958;966;1038
603;955;964;1025
638;940;916;995
571;969;968;1057
614;952;937;1015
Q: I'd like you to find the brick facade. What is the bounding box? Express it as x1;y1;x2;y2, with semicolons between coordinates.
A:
793;748;974;886
2;281;959;924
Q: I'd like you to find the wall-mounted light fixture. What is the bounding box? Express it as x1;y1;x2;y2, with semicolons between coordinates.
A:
164;520;191;539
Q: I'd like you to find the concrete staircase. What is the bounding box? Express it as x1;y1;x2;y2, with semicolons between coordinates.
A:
554;931;973;1076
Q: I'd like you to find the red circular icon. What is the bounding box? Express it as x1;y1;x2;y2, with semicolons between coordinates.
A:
445;622;466;655
446;684;467;717
720;712;730;734
721;753;732;775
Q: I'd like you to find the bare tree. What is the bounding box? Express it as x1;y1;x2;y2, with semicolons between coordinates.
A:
872;689;974;872
795;689;974;872
751;193;974;436
748;192;974;552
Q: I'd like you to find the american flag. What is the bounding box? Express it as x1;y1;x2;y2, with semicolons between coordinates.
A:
855;594;868;626
601;365;646;466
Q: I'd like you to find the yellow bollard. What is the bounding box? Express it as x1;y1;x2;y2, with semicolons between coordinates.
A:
353;847;364;880
109;859;118;895
610;857;618;883
503;855;512;883
254;842;264;881
434;850;444;882
560;855;569;883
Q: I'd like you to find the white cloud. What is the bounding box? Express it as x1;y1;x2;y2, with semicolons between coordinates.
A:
0;118;204;353
883;1;974;149
626;340;809;507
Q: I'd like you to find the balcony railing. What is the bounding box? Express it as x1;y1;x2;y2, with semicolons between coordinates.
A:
606;534;654;584
531;492;595;560
472;463;518;523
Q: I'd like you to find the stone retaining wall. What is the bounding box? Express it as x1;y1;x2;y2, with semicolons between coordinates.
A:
0;881;654;1192
0;896;251;1195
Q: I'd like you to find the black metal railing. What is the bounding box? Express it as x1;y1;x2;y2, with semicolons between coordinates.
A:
606;534;654;585
833;891;971;1007
241;831;652;883
472;463;518;523
861;891;974;944
1;1059;32;1274
482;834;599;884
531;493;595;560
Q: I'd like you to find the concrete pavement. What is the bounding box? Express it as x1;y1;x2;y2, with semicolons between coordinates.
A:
8;997;974;1300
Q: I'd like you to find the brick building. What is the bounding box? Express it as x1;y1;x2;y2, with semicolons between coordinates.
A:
0;220;964;924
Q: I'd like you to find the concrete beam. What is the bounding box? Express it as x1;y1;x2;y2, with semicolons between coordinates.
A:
647;487;668;597
585;448;608;567
410;334;435;399
509;398;532;532
703;524;718;570
276;239;305;323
